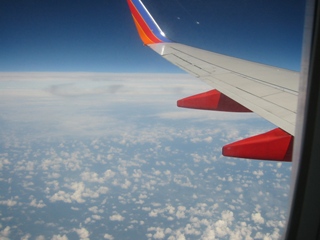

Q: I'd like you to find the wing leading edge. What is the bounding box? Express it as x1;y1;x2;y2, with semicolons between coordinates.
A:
127;0;298;161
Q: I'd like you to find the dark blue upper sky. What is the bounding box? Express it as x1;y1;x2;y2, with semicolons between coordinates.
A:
0;0;305;72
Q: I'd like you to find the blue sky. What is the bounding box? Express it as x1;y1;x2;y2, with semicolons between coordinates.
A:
0;0;305;72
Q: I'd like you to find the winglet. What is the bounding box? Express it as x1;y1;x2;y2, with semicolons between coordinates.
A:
127;0;171;45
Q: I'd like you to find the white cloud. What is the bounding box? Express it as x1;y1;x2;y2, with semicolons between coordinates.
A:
109;214;125;221
104;233;114;240
0;73;216;139
139;193;148;199
201;226;216;240
184;224;201;236
215;220;228;238
81;171;104;183
166;204;175;215
49;181;105;204
35;236;46;240
253;170;264;178
149;210;159;217
156;110;254;122
51;235;68;240
0;226;11;238
21;233;31;240
174;175;195;188
0;199;17;207
49;191;72;203
30;199;46;208
149;227;165;239
121;179;131;189
74;227;90;240
104;169;116;179
97;186;109;194
176;230;186;240
88;206;103;214
0;156;10;171
92;214;102;220
84;217;91;224
221;210;234;224
252;212;265;224
69;182;86;203
176;206;187;219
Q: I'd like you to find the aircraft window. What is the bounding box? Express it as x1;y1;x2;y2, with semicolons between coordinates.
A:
0;0;311;239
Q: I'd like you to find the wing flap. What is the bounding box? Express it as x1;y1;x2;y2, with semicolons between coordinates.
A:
223;128;293;161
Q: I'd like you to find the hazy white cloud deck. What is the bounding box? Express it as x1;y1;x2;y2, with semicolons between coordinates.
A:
0;73;290;239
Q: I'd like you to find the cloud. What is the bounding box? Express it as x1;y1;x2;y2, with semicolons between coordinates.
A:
92;215;102;220
221;210;234;224
69;182;85;203
74;228;90;240
0;72;292;239
47;83;124;97
174;175;196;188
21;233;31;240
104;170;116;179
0;226;11;239
0;72;260;141
153;228;165;239
97;186;109;195
0;199;17;207
81;171;104;183
148;227;166;239
201;227;216;240
49;191;72;203
156;110;255;122
174;230;187;240
109;214;125;221
252;212;265;224
88;206;103;214
149;210;159;217
104;233;114;240
253;170;264;178
35;236;46;240
0;156;11;170
46;234;64;240
30;199;46;208
121;179;131;189
176;206;187;219
184;224;201;236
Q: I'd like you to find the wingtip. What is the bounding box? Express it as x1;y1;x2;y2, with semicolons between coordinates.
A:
127;0;171;45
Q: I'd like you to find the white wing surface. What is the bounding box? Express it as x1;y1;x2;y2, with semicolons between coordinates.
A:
149;43;299;136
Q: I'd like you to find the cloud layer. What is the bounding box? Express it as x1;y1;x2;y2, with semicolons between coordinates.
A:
0;73;290;239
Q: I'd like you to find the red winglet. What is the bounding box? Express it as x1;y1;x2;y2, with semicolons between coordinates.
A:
177;89;251;112
222;128;293;161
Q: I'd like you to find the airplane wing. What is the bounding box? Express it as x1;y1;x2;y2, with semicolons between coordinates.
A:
127;0;298;162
